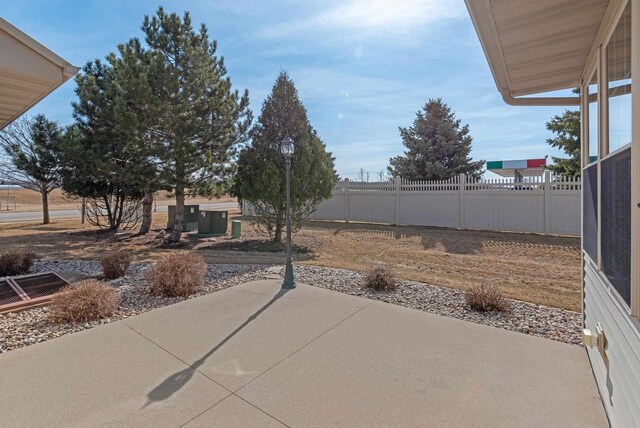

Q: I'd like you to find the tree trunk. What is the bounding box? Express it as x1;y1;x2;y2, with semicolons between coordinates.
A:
104;195;115;230
41;191;50;225
138;189;154;235
273;210;284;242
168;183;185;242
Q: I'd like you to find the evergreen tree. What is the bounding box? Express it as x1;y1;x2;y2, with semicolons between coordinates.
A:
63;58;146;231
545;110;581;177
0;115;64;224
111;38;163;234
234;72;337;242
141;8;252;242
388;98;484;181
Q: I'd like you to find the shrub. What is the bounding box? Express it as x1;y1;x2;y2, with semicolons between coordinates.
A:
49;280;119;324
465;284;511;313
363;264;397;291
101;251;132;279
146;252;207;297
0;249;36;277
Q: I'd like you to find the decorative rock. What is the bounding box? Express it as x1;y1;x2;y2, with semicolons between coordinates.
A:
290;265;583;346
0;259;270;354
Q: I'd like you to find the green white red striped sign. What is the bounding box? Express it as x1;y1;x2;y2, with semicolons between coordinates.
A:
486;158;546;170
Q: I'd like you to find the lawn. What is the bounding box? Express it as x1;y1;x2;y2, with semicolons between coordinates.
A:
0;188;235;213
0;211;581;311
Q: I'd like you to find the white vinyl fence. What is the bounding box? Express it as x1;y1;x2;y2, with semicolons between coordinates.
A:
245;171;581;236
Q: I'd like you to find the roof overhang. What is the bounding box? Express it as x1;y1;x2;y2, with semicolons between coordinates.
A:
465;0;610;106
0;17;79;130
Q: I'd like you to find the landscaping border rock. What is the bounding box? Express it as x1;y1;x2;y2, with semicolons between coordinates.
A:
0;260;270;353
292;265;583;346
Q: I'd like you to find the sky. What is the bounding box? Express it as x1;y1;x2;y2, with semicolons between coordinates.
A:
3;0;573;179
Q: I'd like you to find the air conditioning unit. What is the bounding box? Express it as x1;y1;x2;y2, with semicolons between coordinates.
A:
198;210;228;235
167;205;200;232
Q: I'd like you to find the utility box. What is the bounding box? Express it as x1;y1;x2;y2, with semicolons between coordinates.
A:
167;205;200;232
231;220;242;239
198;210;228;235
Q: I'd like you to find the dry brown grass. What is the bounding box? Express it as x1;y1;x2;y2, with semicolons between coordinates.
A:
465;284;511;312
49;280;119;324
146;252;207;297
0;188;235;213
363;264;397;291
0;248;36;277
0;212;582;311
101;251;132;279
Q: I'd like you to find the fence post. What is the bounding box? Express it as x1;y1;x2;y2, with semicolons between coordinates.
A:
395;176;401;226
458;173;466;229
544;170;551;235
344;180;350;223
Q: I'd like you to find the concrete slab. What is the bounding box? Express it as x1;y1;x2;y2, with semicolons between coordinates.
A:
122;280;369;391
0;321;229;428
0;279;608;427
237;300;608;428
184;395;285;427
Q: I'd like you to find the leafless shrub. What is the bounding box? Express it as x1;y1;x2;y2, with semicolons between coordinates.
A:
146;252;207;297
465;284;511;312
101;251;132;279
85;195;142;231
0;249;36;277
49;280;119;324
363;264;397;291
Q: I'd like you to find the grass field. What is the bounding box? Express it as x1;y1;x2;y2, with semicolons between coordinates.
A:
0;210;582;311
0;188;235;213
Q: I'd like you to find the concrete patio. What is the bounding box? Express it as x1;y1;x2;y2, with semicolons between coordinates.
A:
0;279;608;427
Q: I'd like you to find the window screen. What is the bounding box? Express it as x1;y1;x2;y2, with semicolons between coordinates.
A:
607;3;632;153
601;148;631;305
583;163;598;262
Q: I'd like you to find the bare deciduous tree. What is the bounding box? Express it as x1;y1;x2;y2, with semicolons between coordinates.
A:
0;115;64;224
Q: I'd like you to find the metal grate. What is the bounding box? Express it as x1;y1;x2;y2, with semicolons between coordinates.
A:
0;279;23;306
12;273;69;300
0;272;71;313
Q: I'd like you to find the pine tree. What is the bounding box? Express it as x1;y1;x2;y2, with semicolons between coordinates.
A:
545;110;581;177
141;8;252;242
388;98;484;181
234;72;337;242
0;115;64;224
64;58;147;231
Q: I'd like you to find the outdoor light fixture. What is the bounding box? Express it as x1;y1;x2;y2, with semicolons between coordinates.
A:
280;137;295;158
281;135;295;289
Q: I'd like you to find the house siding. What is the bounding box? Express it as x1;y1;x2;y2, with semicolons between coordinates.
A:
584;256;640;428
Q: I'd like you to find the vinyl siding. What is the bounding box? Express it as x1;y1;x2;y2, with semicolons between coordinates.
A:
584;256;640;428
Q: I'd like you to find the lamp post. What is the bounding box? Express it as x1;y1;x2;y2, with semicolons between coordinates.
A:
281;136;296;289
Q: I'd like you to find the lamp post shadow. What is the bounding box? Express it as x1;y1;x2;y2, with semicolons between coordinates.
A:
144;287;291;407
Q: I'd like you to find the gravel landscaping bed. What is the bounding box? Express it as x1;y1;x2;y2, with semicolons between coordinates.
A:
1;261;582;354
0;260;271;353
292;265;583;346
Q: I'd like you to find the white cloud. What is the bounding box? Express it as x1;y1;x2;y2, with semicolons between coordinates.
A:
262;0;465;39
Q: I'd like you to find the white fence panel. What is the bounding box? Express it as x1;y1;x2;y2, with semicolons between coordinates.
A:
548;192;581;235
399;193;460;228
348;193;395;224
243;172;581;236
464;191;545;233
313;190;346;220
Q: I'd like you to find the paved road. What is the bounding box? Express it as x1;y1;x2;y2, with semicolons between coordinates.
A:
0;202;239;223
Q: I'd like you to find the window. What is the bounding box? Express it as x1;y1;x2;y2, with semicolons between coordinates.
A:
583;163;598;262
601;149;632;305
598;2;633;307
588;73;598;163
607;3;632;153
